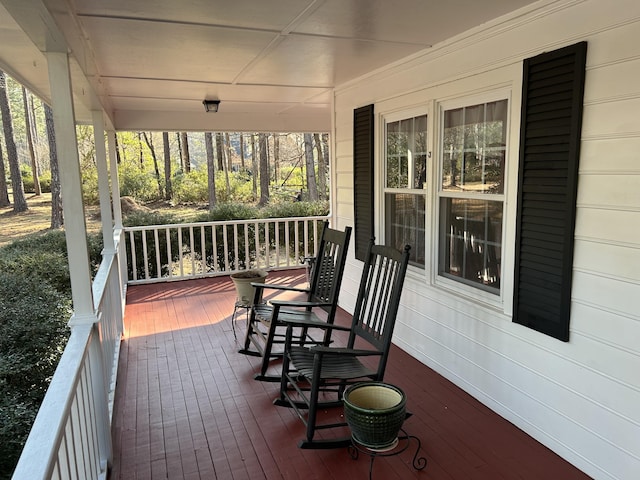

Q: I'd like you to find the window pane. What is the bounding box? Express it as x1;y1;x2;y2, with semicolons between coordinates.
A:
441;100;507;194
439;198;502;292
385;193;425;268
386;115;428;189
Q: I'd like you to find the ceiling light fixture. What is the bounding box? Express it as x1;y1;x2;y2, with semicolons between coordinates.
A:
203;99;220;113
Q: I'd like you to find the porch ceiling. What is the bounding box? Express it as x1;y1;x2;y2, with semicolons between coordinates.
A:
0;0;536;132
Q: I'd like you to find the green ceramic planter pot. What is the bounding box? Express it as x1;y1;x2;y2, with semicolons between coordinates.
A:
343;382;406;450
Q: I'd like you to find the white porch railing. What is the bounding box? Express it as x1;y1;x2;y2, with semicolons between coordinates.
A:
11;231;126;480
124;216;329;284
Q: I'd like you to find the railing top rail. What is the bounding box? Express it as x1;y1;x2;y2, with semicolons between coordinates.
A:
122;215;330;232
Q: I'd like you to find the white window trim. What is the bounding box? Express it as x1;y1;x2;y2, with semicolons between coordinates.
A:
377;104;431;277
431;87;513;310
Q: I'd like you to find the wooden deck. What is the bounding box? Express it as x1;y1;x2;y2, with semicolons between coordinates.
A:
110;271;592;480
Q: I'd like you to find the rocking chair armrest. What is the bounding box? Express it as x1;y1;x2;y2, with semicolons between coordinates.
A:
309;346;383;356
270;299;333;309
250;282;310;294
281;317;352;331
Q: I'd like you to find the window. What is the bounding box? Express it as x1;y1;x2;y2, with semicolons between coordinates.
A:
438;99;508;294
384;114;427;268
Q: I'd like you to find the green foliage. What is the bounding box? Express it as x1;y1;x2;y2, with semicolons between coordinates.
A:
123;210;182;280
0;230;104;289
260;200;329;219
38;171;52;193
193;202;259;223
19;165;34;193
82;168;100;205
0;230;103;478
118;163;162;203
0;272;71;478
172;169;208;203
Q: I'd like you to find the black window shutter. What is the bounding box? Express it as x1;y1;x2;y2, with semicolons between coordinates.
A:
353;104;375;261
513;42;587;341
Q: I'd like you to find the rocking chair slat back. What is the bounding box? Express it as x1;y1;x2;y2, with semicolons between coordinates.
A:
349;243;411;375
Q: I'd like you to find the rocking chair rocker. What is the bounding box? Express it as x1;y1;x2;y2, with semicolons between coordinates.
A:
274;240;410;448
239;221;351;382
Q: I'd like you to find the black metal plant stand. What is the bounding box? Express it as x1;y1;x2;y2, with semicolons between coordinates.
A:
347;428;427;480
231;301;251;340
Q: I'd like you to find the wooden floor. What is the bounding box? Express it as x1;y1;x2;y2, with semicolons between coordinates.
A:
110;271;592;480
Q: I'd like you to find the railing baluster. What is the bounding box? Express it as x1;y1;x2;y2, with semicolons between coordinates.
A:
244;223;250;269
294;220;300;265
154;228;161;280
275;220;280;267
285;219;290;267
141;229;149;280
212;225;218;272
178;226;184;277
200;225;206;273
233;223;239;270
264;222;270;268
223;224;230;272
165;227;172;280
189;226;195;276
129;231;137;282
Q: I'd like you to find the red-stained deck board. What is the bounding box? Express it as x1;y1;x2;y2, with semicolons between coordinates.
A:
110;272;592;480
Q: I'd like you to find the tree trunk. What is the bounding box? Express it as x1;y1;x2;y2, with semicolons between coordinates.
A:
314;133;326;200
180;132;190;173
239;133;245;169
205;132;216;211
44;102;63;228
250;134;258;199
162;132;172;200
115;133;122;164
176;132;183;170
137;132;144;169
303;133;318;201
22;86;41;195
273;135;280;184
0;137;10;206
225;133;232;173
258;133;269;206
216;133;230;196
143;132;163;198
0;70;28;213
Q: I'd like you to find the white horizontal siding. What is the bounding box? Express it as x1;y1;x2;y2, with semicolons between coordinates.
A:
332;1;640;479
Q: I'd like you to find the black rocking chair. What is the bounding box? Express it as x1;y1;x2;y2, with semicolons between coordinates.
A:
239;222;352;382
274;240;411;448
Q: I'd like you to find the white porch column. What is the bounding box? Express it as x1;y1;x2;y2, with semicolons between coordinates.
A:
92;110;115;254
46;51;96;324
107;131;123;230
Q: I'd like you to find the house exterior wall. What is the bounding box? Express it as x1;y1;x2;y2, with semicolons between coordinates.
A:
332;1;640;479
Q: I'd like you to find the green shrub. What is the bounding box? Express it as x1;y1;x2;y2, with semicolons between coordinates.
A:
193;202;259;223
123;210;182;280
172;169;208;203
0;272;71;478
82;169;100;205
260;200;329;219
38;172;52;193
19;165;34;193
118;165;162;203
0;231;104;290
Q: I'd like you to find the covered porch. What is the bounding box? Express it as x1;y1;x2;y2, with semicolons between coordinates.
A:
3;1;639;479
111;271;591;480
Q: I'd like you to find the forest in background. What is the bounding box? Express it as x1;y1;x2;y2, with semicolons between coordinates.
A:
0;69;330;231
